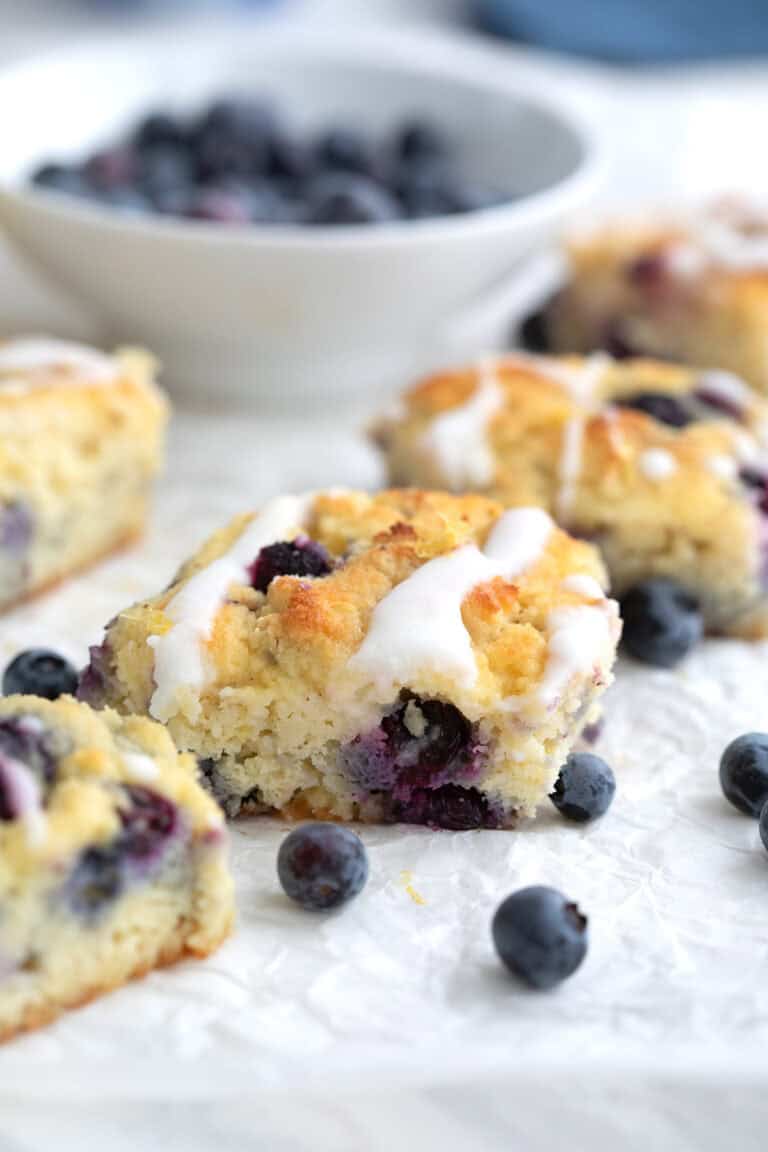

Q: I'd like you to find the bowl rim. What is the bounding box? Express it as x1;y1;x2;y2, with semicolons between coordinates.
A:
0;22;604;251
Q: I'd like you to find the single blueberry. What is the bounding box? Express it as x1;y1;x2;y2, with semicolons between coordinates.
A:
315;129;374;176
626;252;669;290
64;844;124;922
134;111;189;152
3;649;79;700
492;885;588;990
249;537;332;592
192;97;274;181
620;579;703;667
393;120;449;167
550;753;616;822
305;174;400;226
277;823;368;911
267;131;313;182
614;391;695;428
516;304;553;353
719;733;768;816
117;785;178;862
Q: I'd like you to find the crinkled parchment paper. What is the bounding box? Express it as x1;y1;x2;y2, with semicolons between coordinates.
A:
1;410;767;1151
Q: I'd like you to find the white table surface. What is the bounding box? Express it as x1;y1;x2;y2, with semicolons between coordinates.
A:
2;12;768;1152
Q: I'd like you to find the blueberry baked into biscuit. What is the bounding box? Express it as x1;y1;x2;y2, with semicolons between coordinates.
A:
373;353;768;639
0;337;167;611
0;695;233;1042
80;489;620;828
526;201;768;394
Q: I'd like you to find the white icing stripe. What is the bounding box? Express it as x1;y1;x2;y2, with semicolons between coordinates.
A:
696;370;751;408
347;507;553;691
561;574;605;599
707;454;738;480
639;448;678;481
555;417;585;521
148;493;313;722
0;338;117;387
537;602;618;710
692;217;768;270
121;750;159;781
553;354;611;523
420;357;503;490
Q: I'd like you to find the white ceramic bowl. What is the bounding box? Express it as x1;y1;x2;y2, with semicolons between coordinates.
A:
0;24;601;406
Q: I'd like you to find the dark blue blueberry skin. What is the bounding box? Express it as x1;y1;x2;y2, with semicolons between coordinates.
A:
550;753;616;823
64;844;124;923
341;693;485;796
249;536;332;593
492;886;588;990
719;733;768;816
394;121;449;168
0;500;33;553
0;716;57;820
63;785;179;921
277;823;368;911
315;129;375;176
118;785;178;864
134;111;189;152
3;649;79;701
392;783;502;830
759;802;768;853
620;579;703;668
517;303;553;353
305;174;400;226
614;391;695;428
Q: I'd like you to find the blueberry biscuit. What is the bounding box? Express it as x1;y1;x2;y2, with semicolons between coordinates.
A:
373;354;768;638
0;695;233;1042
531;201;768;393
0;338;167;611
80;489;620;828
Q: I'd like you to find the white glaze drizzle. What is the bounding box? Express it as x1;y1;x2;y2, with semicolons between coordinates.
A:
537;600;619;711
121;750;159;782
347;507;554;691
554;353;611;522
691;215;768;270
639;448;678;481
0;338;117;390
696;370;751;409
148;494;313;722
561;573;605;599
419;356;503;490
706;454;738;480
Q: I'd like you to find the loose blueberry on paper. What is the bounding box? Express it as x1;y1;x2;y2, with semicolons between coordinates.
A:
3;649;79;701
492;886;588;990
277;823;369;911
550;753;616;822
719;733;768;817
620;579;703;667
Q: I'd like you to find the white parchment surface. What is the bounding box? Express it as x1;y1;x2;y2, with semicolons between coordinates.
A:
1;409;767;1151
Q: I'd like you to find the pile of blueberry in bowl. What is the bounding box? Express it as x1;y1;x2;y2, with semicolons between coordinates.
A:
32;97;506;228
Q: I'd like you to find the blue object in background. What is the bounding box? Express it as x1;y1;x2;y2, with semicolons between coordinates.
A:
474;0;768;62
